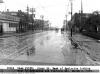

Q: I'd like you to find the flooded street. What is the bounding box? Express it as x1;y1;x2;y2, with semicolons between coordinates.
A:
0;31;88;65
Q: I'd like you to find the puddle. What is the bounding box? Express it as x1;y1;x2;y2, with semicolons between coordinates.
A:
26;46;36;56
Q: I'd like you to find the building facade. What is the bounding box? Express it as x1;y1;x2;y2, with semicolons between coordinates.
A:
0;13;20;33
71;13;91;32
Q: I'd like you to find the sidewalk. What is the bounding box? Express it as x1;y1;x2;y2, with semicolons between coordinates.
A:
71;33;100;65
0;30;42;38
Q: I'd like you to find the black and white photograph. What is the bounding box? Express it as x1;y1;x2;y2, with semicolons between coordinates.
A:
0;0;100;73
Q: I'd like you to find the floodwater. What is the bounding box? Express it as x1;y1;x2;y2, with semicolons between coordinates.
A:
0;30;87;65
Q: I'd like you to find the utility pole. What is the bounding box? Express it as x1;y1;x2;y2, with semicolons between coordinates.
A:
70;0;73;37
81;0;83;13
27;5;29;21
40;15;44;31
26;5;29;31
0;0;4;34
80;0;83;32
30;8;35;26
41;15;44;20
65;15;67;31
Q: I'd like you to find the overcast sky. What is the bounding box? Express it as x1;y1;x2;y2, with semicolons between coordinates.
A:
0;0;100;28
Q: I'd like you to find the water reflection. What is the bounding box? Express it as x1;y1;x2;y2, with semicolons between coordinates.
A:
0;39;4;47
26;46;35;56
46;36;50;40
0;34;36;61
16;35;35;57
40;38;44;45
0;31;84;65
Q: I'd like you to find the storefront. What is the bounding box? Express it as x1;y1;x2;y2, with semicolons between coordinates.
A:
0;13;20;33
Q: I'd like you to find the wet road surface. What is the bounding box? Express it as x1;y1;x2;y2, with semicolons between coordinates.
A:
0;31;88;65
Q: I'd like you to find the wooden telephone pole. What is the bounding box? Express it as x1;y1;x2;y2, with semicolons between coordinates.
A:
70;0;73;37
80;0;83;32
27;5;29;23
40;15;44;31
81;0;83;14
30;8;35;26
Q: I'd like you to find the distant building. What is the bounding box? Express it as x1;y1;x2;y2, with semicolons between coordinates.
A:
0;12;20;33
2;9;18;16
43;21;49;30
2;10;34;32
71;13;92;32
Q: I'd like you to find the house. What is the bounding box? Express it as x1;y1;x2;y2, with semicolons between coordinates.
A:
0;12;20;33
